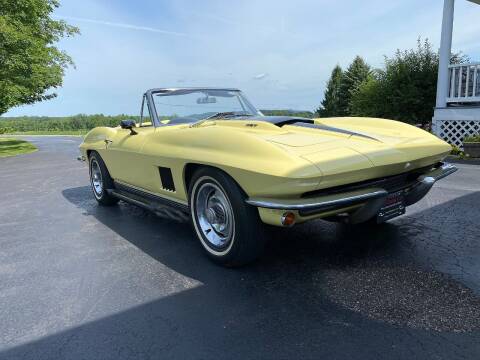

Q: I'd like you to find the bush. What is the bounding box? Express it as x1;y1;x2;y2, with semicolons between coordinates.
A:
450;145;464;156
463;134;480;142
319;38;468;125
350;39;441;125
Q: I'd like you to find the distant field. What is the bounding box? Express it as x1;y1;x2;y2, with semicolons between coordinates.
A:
0;138;37;158
0;114;126;135
7;130;88;136
0;110;315;135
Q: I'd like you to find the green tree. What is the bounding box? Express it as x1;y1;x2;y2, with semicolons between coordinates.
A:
350;73;383;117
317;65;343;117
0;0;79;115
350;39;467;125
337;56;371;116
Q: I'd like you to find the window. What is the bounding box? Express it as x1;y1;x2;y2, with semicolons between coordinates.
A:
152;89;260;122
140;95;153;127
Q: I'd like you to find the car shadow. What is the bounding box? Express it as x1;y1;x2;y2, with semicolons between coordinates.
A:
58;186;480;287
0;187;478;359
60;186;479;279
59;186;409;280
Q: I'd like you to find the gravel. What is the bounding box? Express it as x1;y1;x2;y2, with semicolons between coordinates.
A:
322;265;480;332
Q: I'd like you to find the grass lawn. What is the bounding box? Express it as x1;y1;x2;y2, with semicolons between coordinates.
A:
0;138;38;158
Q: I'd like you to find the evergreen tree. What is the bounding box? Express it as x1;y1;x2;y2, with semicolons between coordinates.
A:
317;65;343;117
337;56;371;116
349;39;467;125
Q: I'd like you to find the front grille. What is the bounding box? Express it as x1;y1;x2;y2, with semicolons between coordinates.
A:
302;164;438;198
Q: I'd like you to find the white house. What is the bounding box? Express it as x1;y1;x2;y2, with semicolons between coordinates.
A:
432;0;480;148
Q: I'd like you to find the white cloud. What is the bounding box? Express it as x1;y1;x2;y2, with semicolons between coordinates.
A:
53;15;192;38
253;73;268;80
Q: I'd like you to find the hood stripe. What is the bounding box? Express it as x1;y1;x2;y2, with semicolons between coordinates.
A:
291;122;380;142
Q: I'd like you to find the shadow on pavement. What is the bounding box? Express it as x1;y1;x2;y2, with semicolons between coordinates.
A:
0;187;479;359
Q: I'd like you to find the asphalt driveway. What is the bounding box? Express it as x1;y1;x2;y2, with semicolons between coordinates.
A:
1;136;480;359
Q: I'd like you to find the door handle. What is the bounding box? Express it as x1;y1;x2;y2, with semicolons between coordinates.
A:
104;139;113;146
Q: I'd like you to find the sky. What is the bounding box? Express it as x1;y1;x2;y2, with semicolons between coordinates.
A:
4;0;480;117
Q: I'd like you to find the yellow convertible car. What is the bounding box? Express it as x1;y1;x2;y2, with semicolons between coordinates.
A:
79;87;456;266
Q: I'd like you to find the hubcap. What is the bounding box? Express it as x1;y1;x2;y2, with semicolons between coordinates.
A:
90;159;103;196
195;182;234;249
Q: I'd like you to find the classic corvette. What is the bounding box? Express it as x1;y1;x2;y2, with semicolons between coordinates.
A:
78;87;456;266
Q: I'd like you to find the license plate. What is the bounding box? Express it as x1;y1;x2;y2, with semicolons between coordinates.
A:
377;191;405;223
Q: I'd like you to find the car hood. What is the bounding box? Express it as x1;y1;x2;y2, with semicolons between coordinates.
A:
177;116;450;190
222;116;451;178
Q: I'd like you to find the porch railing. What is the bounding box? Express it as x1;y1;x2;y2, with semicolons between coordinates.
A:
447;63;480;104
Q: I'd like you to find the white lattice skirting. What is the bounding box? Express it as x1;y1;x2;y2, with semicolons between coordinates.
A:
434;119;480;148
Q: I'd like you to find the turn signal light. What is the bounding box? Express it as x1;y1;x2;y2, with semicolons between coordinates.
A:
281;212;296;227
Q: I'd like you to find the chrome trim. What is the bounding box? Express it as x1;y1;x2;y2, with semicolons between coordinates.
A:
246;162;457;217
146;87;241;94
349;194;390;224
90;159;103;197
419;162;457;182
246;188;388;212
404;162;457;205
108;189;189;222
145;87;261;127
145;91;161;127
139;95;146;126
194;182;234;249
146;87;241;129
113;180;188;207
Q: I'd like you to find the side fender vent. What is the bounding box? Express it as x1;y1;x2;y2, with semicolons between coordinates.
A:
159;167;176;192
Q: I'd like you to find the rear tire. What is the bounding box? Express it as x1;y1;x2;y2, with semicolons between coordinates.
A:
88;151;119;206
189;167;265;267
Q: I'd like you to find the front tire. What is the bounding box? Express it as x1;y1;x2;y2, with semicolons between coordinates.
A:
88;151;119;206
189;168;265;267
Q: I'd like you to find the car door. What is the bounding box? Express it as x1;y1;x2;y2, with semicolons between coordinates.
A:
102;96;156;190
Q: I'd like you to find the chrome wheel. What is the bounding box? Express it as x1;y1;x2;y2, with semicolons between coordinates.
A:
90;159;103;197
194;181;234;251
189;169;266;266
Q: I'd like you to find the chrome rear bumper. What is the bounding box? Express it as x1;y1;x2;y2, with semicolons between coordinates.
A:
246;162;457;221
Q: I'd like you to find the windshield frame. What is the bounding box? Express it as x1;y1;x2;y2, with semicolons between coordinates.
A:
146;88;262;127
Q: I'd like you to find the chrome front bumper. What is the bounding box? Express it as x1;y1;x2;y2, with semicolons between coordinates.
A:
403;162;457;206
246;162;457;222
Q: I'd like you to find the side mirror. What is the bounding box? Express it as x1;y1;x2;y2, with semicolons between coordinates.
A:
120;119;138;135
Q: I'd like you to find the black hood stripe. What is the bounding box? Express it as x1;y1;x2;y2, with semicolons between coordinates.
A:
243;116;380;142
291;122;380;142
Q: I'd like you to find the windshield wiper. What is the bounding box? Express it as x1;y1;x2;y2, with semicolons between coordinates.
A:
189;112;253;127
227;113;253;118
204;111;234;120
203;112;252;120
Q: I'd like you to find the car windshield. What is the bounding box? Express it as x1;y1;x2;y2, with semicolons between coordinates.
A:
152;89;261;122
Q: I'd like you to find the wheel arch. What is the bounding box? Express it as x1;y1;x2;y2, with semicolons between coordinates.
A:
86;149;115;183
183;163;249;199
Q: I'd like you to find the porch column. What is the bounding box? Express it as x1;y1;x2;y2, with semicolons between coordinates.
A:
436;0;455;108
